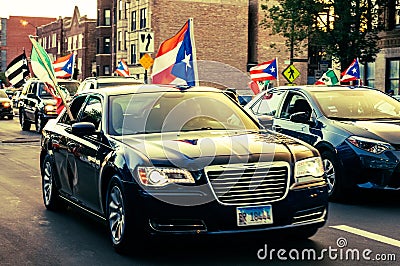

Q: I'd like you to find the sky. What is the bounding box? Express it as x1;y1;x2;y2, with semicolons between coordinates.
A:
0;0;97;19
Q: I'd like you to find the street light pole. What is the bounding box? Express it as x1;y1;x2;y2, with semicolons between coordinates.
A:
20;19;37;36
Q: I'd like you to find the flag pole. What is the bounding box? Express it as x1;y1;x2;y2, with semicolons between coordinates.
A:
276;57;280;87
189;18;199;86
29;35;73;120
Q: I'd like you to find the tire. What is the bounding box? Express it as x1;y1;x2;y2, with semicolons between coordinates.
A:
320;150;346;201
42;154;63;211
106;178;131;253
20;112;31;131
8;115;13;120
35;114;44;133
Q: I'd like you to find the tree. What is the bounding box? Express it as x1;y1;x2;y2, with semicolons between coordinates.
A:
261;0;388;70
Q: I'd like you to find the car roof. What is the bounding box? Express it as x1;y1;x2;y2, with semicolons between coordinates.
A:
78;84;222;96
268;85;375;93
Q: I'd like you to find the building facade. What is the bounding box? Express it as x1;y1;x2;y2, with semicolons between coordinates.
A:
0;16;56;72
36;7;96;80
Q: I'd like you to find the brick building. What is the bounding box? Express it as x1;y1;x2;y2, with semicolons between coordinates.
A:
0;16;56;72
36;7;96;80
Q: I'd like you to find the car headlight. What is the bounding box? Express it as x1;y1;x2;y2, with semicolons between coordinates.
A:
294;157;324;185
2;102;11;108
137;167;195;187
44;104;56;113
347;136;394;154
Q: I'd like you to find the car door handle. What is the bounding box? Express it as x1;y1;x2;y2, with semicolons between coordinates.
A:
272;125;282;132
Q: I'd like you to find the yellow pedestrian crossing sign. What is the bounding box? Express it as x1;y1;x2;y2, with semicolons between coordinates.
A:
282;64;300;83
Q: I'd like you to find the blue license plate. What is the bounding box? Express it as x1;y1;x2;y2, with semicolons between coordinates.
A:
237;205;273;226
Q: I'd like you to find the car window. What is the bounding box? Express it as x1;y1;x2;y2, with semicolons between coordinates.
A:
280;93;311;120
311;90;400;120
38;83;54;98
249;91;285;116
79;96;102;130
109;91;258;135
59;95;87;125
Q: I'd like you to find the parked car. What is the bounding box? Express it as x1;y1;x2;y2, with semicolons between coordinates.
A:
0;90;13;119
75;76;142;95
40;84;328;252
11;90;22;108
245;85;400;200
19;78;70;132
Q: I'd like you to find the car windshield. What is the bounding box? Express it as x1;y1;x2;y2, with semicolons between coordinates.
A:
108;91;259;135
311;89;400;120
0;90;8;98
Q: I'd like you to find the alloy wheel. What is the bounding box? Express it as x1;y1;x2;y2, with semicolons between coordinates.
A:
108;185;126;245
43;161;53;206
323;158;336;195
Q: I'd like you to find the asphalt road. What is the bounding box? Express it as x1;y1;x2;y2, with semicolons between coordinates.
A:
0;117;399;265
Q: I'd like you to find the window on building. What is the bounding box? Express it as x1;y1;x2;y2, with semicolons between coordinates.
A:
365;62;375;88
131;11;137;31
388;59;400;95
104;37;111;54
104;65;110;75
97;38;100;54
104;9;111;26
125;2;129;19
131;44;136;64
118;31;122;51
396;0;400;27
124;31;128;50
52;33;57;48
119;0;123;20
140;8;147;29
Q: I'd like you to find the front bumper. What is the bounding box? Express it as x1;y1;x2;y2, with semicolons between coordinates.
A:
337;142;400;189
122;183;328;236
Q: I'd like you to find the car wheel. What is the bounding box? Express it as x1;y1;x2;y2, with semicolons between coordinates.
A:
106;178;132;252
20;112;31;131
321;150;345;201
42;154;63;211
35;114;44;133
8;115;13;120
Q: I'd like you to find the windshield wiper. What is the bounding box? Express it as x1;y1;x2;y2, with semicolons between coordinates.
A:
181;127;226;132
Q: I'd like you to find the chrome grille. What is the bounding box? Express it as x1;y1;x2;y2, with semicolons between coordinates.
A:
205;162;290;205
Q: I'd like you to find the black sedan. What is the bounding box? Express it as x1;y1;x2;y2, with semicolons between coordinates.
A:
40;84;328;252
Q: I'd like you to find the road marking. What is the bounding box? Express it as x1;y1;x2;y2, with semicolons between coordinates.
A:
330;225;400;248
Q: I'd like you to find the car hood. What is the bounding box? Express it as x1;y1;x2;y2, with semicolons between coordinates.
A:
113;130;317;166
334;120;400;144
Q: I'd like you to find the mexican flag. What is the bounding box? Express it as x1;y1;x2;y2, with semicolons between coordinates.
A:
29;36;57;88
315;69;339;85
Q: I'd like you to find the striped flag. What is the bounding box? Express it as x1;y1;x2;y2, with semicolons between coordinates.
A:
5;52;30;87
249;59;278;82
53;53;75;78
115;59;130;77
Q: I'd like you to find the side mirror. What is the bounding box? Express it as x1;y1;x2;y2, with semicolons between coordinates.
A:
257;115;274;130
71;122;96;136
290;112;315;126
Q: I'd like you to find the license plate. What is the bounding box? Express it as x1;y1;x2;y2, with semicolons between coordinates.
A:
236;205;273;226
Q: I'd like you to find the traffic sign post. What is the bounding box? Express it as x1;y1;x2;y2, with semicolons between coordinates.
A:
138;32;154;53
139;54;154;84
282;64;300;84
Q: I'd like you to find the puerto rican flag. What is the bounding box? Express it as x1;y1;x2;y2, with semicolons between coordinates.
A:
53;53;75;78
249;58;278;82
151;19;198;86
340;58;360;82
115;59;130;77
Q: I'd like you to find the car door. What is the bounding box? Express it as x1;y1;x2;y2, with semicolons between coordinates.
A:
273;91;321;145
24;82;38;121
67;95;104;212
52;95;88;198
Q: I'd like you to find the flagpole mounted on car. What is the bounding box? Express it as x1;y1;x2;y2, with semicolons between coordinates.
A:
28;35;73;121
